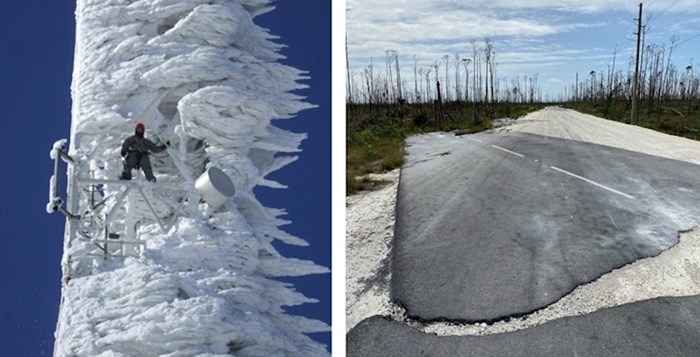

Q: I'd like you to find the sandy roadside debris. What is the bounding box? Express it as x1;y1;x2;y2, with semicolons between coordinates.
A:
346;107;700;335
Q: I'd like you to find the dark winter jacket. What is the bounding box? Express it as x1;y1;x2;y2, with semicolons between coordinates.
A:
120;135;166;157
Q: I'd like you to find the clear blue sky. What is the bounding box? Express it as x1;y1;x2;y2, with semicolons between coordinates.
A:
0;1;330;355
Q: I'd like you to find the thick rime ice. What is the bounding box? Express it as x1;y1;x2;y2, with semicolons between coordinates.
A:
54;0;328;356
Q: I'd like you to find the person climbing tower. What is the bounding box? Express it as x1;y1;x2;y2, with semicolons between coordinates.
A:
119;123;167;182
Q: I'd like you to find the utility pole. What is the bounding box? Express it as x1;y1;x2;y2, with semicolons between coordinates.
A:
346;8;353;104
346;33;352;103
630;2;643;124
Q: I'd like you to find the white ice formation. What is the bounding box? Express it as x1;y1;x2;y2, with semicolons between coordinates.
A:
53;0;329;356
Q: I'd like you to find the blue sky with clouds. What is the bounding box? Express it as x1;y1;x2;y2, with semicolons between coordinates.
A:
346;0;700;100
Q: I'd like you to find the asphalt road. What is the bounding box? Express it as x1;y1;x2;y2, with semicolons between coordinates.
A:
347;295;700;357
392;132;700;322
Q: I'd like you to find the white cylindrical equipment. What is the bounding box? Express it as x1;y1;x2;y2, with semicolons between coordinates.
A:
195;167;235;209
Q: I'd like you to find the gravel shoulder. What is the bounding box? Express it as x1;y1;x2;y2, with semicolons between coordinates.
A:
346;107;700;334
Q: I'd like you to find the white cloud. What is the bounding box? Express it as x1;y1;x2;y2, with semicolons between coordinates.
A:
346;0;700;98
443;0;700;14
347;1;582;44
347;0;606;66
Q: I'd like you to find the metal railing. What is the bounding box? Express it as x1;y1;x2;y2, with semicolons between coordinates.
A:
48;138;187;277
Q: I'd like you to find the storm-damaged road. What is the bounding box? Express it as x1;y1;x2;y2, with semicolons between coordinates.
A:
393;131;700;322
347;107;700;356
348;296;700;356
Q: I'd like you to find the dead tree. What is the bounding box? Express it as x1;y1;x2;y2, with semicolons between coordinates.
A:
435;80;444;126
462;58;471;102
425;68;432;102
394;51;402;100
467;40;482;123
346;32;353;104
413;55;418;103
485;38;496;107
385;50;396;102
442;55;451;102
363;66;372;111
661;36;679;103
483;39;492;104
611;45;618;95
455;53;461;101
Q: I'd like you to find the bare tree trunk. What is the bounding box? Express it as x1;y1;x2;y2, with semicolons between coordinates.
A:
474;55;478;103
385;50;394;102
485;38;495;107
442;55;450;102
413;55;418;103
688;66;697;116
395;52;402;100
425;68;431;103
663;37;679;102
462;59;471;103
346;33;352;104
364;67;372;111
455;54;461;101
435;80;444;126
483;39;491;105
432;62;440;105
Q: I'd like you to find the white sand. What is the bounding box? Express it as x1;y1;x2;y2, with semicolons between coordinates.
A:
346;107;700;334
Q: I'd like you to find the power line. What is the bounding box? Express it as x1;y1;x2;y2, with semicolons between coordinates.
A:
677;33;700;47
656;0;679;17
631;3;643;124
610;20;635;47
605;2;656;55
644;0;679;27
643;0;660;13
597;7;638;69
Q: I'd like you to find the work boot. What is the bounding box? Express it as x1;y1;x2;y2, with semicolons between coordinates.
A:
119;170;132;180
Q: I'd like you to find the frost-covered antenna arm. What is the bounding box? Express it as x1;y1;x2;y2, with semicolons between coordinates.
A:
47;139;79;219
51;138;74;164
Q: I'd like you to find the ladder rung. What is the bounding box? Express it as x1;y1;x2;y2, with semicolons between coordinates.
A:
86;253;139;258
92;239;145;245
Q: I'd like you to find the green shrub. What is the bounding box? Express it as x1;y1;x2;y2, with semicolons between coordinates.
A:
346;102;544;195
413;113;429;126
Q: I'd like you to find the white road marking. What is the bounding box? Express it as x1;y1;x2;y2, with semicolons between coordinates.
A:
550;166;636;199
466;137;483;143
492;145;525;158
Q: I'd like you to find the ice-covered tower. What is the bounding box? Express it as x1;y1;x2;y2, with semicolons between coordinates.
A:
48;1;329;355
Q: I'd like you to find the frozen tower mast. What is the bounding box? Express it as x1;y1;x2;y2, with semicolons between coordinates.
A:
48;0;329;355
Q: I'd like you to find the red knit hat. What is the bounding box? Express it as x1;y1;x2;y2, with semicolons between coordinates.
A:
135;123;145;131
